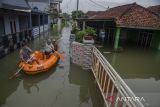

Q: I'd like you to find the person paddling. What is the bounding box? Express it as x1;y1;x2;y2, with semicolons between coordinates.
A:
52;39;58;51
20;43;39;64
44;39;55;55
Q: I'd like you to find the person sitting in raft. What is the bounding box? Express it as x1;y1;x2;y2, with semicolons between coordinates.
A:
43;39;55;57
52;39;58;51
20;43;39;64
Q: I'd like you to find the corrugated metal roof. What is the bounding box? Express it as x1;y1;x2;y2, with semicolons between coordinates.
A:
28;0;49;3
0;0;30;11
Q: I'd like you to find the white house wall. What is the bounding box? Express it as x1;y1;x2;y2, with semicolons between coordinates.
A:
29;2;48;12
15;16;20;32
4;15;11;35
4;15;20;35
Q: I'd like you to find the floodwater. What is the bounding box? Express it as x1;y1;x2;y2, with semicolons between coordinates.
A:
0;26;104;107
99;45;160;107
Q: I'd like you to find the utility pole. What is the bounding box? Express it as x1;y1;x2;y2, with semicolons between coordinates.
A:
76;0;79;18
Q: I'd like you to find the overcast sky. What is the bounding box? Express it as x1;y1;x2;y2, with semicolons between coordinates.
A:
61;0;160;13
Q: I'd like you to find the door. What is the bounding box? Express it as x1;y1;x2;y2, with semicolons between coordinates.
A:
10;20;16;33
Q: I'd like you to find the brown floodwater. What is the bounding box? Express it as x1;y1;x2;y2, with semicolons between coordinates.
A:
0;26;104;107
99;45;160;107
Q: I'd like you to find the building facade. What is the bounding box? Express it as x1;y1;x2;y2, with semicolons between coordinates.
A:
0;0;50;58
77;3;160;50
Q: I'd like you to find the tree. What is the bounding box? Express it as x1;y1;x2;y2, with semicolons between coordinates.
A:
71;10;84;19
62;13;71;21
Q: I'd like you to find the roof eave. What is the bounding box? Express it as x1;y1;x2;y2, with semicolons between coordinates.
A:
119;25;160;30
0;3;31;12
75;18;115;21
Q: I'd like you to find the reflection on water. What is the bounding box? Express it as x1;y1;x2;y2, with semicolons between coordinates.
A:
22;67;57;94
69;64;104;107
0;26;104;107
99;45;160;107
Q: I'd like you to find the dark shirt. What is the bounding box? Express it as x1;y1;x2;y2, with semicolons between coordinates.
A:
20;47;32;61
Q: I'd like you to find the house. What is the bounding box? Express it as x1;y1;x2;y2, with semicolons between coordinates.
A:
50;0;63;13
0;0;31;57
28;0;63;24
76;3;160;50
28;0;51;37
50;0;63;23
0;0;50;58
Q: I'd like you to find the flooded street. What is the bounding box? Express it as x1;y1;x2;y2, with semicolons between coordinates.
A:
99;46;160;107
0;26;104;107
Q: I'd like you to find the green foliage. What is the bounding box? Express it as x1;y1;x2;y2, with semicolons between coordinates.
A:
71;27;78;34
62;13;71;20
74;26;96;42
75;31;87;42
72;10;84;19
85;27;96;37
53;24;57;30
71;21;78;34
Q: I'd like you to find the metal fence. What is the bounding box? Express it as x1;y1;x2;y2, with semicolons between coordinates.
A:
91;47;145;107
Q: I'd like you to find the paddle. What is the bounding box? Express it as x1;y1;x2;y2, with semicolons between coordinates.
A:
52;49;64;59
9;55;34;79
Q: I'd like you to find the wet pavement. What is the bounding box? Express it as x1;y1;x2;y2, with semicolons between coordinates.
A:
0;26;104;107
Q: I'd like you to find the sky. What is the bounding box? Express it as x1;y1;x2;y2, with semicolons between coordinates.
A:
60;0;160;13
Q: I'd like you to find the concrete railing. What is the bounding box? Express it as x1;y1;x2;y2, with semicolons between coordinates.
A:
91;47;145;107
32;26;39;38
44;24;49;31
0;29;33;57
32;24;49;38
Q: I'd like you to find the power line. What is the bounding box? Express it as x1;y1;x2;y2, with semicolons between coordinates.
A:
88;0;108;9
86;0;106;10
61;0;72;9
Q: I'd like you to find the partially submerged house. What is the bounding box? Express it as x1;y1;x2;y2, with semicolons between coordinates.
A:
77;3;160;50
0;0;50;58
0;0;31;57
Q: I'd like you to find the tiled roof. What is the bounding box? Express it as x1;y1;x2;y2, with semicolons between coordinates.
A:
93;3;134;19
116;4;160;29
86;11;104;19
148;5;160;16
85;3;160;29
86;11;98;17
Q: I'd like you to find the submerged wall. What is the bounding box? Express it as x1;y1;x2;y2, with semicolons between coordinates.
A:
151;31;160;50
71;42;93;70
126;28;139;44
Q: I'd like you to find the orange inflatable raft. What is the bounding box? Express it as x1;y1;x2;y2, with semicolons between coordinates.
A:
19;51;59;75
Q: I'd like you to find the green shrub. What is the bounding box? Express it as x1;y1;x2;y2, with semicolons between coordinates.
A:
85;27;96;37
71;27;78;34
71;22;78;34
75;31;87;42
53;24;58;32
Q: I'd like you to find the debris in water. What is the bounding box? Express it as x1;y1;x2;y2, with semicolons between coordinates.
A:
94;45;103;48
103;52;112;54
